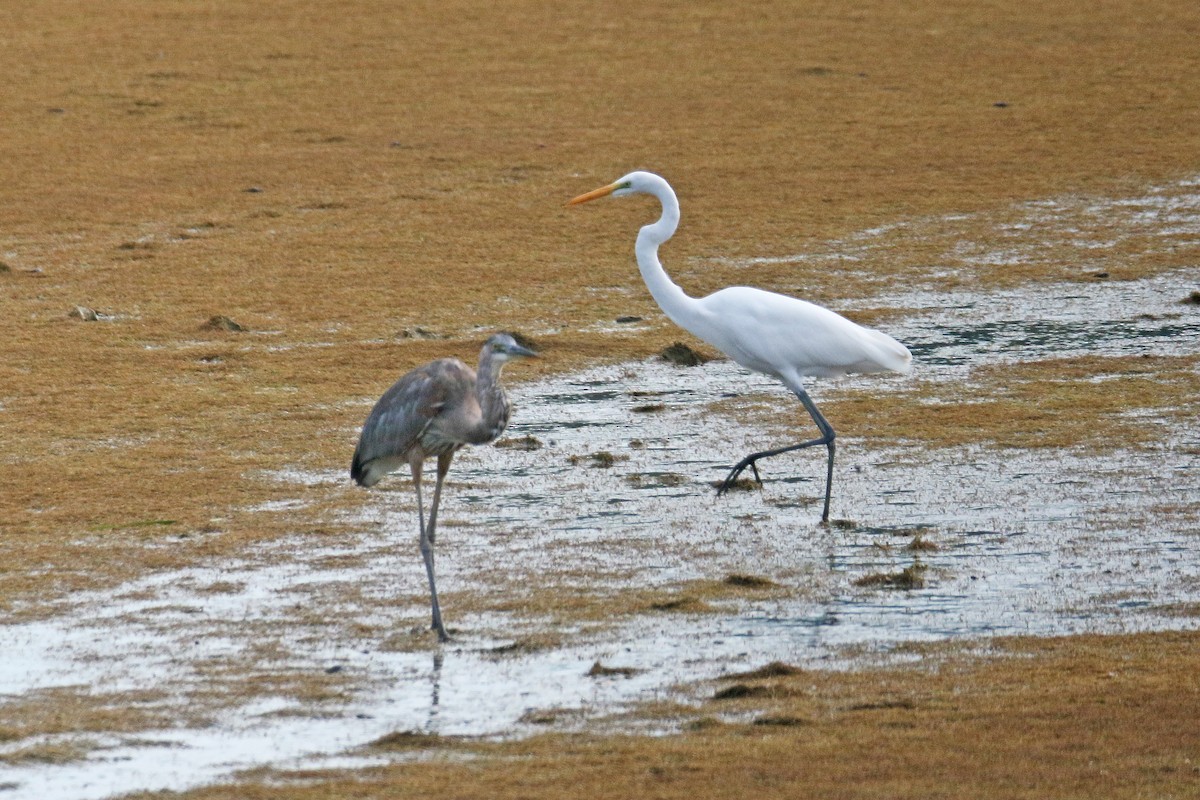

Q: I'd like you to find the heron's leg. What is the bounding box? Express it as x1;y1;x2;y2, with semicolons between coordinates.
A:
422;453;454;642
426;452;454;547
717;387;837;523
412;460;449;643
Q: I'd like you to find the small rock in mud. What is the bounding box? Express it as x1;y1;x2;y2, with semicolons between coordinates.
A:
724;574;779;589
625;472;688;488
906;535;939;552
68;305;100;321
201;314;246;332
615;315;643;323
398;326;444;339
495;435;543;451
648;595;711;612
1184;290;1200;305
847;699;917;712
487;635;560;655
586;660;639;678
569;451;627;468
712;477;759;492
659;342;712;366
724;661;805;680
753;714;811;727
712;683;773;700
371;730;447;750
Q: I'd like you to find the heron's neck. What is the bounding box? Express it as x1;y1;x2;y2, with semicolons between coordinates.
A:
471;358;512;443
635;181;700;331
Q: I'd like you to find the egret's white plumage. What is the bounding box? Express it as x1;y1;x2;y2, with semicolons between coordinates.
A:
569;171;911;521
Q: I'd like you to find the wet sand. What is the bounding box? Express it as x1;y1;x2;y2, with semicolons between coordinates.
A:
1;1;1199;797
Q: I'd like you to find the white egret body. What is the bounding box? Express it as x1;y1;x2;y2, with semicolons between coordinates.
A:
568;171;911;521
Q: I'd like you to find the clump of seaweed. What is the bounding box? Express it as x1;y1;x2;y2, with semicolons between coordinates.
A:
495;435;543;451
724;574;779;589
370;730;450;750
712;684;773;701
569;451;628;468
201;315;246;332
659;342;712;366
723;661;804;681
711;477;759;492
853;564;928;590
587;661;640;678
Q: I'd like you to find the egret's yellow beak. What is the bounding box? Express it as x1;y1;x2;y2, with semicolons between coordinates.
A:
566;182;618;207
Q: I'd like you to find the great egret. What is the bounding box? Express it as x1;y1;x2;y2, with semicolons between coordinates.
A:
351;332;537;641
568;171;911;522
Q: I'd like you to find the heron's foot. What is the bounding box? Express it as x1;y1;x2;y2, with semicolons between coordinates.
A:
716;457;763;496
430;613;453;643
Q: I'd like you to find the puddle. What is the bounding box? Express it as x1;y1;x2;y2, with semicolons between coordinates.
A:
868;270;1200;371
2;186;1199;798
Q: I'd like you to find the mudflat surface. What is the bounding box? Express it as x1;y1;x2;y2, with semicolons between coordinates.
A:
1;1;1199;798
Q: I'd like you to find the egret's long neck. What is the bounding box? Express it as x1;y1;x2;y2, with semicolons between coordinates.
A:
635;180;699;330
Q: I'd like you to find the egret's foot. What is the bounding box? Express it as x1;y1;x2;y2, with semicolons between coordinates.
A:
716;458;763;496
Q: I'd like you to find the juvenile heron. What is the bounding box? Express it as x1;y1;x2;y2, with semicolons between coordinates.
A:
568;171;912;522
351;332;537;642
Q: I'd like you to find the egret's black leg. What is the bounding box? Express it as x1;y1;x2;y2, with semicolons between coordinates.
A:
717;387;837;523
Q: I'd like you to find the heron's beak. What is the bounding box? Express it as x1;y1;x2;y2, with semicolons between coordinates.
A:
566;182;618;206
509;343;539;359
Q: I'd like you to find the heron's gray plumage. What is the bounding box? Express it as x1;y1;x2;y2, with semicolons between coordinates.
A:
350;332;536;642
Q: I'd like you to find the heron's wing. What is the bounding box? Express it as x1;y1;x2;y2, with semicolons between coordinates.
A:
351;359;475;484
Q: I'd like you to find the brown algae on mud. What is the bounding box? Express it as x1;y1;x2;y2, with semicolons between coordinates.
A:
2;0;1200;795
6;288;1197;792
852;564;928;590
815;353;1200;453
5;261;1199;795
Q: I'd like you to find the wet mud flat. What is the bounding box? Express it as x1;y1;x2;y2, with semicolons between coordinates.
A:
1;175;1198;797
2;256;1197;797
2;2;1199;795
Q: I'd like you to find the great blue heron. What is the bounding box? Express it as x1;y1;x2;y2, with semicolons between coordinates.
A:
568;171;912;523
351;332;537;642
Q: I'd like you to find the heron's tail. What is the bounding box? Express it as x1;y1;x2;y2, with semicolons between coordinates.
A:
350;448;373;487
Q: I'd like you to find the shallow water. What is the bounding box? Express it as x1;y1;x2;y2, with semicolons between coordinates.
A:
1;184;1199;798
